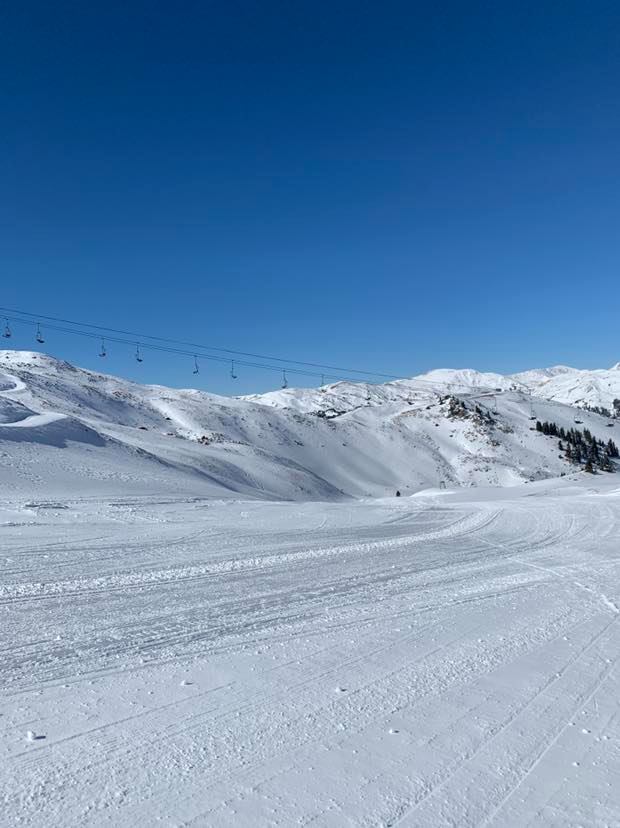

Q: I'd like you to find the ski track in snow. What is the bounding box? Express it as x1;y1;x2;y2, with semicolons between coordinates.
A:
1;484;620;826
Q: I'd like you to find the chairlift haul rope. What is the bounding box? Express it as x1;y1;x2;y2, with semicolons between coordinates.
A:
0;305;514;395
1;309;388;385
0;305;401;381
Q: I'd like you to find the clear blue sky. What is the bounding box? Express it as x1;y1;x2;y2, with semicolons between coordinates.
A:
1;2;619;393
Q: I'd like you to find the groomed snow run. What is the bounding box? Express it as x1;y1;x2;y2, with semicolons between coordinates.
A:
2;478;620;826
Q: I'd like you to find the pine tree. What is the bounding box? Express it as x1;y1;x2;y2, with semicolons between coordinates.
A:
601;456;614;472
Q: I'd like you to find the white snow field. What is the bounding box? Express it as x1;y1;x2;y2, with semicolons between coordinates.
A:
2;483;620;826
1;351;620;826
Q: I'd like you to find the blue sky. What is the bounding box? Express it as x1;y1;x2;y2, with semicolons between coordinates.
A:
1;2;619;393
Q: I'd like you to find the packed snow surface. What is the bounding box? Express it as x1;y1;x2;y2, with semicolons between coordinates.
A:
1;480;620;825
1;351;620;825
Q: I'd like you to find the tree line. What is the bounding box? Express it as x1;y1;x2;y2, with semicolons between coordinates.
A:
582;398;620;419
535;420;619;473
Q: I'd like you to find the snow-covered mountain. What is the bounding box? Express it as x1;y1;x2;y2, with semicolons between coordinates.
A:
407;364;620;412
248;363;620;413
512;364;620;410
0;350;618;500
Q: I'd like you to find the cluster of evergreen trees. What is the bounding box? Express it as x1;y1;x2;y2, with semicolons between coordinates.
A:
535;420;619;473
473;403;495;424
443;396;496;425
582;403;613;418
581;399;620;419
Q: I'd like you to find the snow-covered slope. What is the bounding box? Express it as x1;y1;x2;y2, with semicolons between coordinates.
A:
1;350;618;500
251;363;620;413
414;367;515;390
3;479;620;825
1;353;620;823
404;363;620;411
515;364;620;410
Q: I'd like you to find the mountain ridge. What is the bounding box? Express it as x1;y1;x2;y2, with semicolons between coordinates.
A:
0;350;618;501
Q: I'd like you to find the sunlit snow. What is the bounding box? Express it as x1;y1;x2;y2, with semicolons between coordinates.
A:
1;351;619;825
